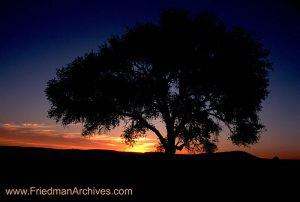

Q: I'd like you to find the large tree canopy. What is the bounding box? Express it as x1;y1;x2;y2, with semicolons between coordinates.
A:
46;9;272;156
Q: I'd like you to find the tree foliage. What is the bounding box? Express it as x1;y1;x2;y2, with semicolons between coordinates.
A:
45;9;272;156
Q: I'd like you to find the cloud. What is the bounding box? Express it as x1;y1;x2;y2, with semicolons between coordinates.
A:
0;123;158;152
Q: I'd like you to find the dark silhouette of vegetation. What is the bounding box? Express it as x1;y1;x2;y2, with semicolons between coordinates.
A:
45;9;272;157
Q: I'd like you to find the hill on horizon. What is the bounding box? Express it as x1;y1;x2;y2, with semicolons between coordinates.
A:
0;145;263;160
0;145;298;202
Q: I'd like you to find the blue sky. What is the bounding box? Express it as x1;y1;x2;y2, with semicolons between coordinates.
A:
0;0;299;158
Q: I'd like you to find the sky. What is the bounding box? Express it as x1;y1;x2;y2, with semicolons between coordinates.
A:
0;0;299;159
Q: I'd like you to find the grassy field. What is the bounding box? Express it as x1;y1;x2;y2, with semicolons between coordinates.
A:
0;146;298;201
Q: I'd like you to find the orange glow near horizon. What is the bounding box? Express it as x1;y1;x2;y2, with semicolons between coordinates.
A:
1;138;299;160
0;123;299;160
126;145;151;153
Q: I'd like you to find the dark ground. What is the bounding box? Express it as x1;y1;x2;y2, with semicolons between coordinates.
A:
0;146;299;202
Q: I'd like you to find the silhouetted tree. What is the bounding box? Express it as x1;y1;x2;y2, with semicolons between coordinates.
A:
45;9;272;157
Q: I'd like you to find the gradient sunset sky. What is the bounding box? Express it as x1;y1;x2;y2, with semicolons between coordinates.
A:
0;0;299;159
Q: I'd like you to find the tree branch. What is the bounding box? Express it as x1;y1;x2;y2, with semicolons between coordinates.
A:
207;112;235;134
176;143;185;151
174;118;186;136
119;112;167;147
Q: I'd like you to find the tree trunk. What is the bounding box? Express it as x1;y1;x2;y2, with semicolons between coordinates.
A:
165;145;176;158
165;132;176;158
